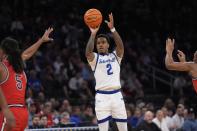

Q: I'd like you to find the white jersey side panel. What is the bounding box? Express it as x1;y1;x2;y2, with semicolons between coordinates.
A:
88;51;122;90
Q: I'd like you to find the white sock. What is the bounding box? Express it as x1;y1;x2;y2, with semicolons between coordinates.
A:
116;122;128;131
98;121;109;131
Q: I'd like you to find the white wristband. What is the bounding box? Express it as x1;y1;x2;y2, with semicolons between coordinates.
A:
110;28;116;33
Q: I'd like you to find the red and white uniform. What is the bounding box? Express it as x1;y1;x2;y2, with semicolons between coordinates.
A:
192;78;197;94
0;60;28;131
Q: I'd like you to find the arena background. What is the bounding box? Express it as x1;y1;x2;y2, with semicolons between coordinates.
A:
0;0;197;130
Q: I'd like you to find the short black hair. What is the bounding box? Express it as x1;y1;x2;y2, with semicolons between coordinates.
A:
96;34;111;44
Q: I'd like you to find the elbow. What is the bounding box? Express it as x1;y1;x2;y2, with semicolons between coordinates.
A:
21;53;29;61
165;64;174;70
85;51;92;58
85;52;89;58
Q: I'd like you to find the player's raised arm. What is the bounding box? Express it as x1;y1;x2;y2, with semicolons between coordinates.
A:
85;27;99;62
21;27;53;61
105;13;124;58
165;38;190;71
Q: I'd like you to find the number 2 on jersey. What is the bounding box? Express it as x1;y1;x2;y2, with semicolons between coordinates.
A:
106;64;113;75
15;74;23;90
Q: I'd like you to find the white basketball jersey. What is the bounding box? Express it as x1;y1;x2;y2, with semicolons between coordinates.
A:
88;51;122;90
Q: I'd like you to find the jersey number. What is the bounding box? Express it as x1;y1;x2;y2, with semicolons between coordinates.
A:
106;64;113;75
15;74;23;90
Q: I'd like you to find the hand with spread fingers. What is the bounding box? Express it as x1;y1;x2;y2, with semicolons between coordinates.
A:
89;26;100;35
40;27;54;43
177;50;186;62
105;13;114;30
166;38;175;54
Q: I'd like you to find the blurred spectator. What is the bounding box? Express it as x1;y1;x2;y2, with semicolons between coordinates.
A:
40;115;48;128
91;116;98;126
128;108;142;128
10;18;24;31
53;56;64;75
68;72;84;97
152;110;169;131
182;108;197;131
81;106;94;122
173;76;187;96
78;81;93;101
58;112;75;127
146;102;155;112
161;107;175;130
136;111;161;131
40;102;54;127
70;106;82;126
164;98;176;111
29;115;41;129
171;104;185;131
28;103;37;127
59;99;72;113
28;70;43;96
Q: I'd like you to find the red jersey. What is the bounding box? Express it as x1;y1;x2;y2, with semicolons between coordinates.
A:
192;78;197;94
0;60;27;105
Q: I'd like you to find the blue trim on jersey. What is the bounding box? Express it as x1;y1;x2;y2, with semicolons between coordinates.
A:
96;89;120;94
112;52;120;65
98;116;112;124
113;118;128;122
93;53;99;74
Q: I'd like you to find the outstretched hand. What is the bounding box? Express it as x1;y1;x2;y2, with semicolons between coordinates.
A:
105;13;114;29
89;26;100;35
166;38;175;53
177;50;186;62
40;27;54;43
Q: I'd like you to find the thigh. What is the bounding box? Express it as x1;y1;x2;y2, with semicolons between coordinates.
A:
111;92;127;119
95;94;111;120
7;108;28;131
0;112;6;131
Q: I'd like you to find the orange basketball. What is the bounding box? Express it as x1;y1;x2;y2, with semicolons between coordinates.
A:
84;8;102;28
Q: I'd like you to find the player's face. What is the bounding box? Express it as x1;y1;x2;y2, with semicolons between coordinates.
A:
96;37;109;54
193;51;197;63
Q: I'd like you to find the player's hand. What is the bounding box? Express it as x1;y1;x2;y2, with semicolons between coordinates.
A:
105;13;114;29
40;27;54;43
89;26;100;35
166;38;175;53
177;50;186;62
2;108;15;130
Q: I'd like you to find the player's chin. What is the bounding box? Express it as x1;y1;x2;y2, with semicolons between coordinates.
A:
98;50;104;53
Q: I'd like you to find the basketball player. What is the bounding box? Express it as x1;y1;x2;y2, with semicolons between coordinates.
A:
0;28;53;130
165;38;197;93
85;13;127;131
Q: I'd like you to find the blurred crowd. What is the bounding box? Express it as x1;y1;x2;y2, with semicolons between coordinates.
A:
27;96;197;131
0;0;197;130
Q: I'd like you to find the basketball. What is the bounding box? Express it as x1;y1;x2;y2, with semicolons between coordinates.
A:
84;8;102;28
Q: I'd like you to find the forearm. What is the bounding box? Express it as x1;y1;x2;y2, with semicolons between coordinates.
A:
85;33;96;56
22;39;43;61
165;52;174;69
112;29;124;57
